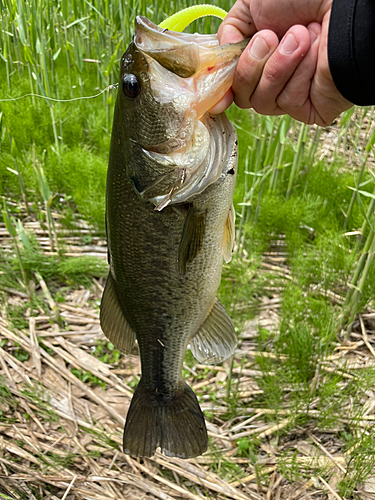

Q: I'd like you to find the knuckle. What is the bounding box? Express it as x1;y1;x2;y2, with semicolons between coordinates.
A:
251;96;276;115
262;57;284;83
262;66;279;84
234;94;252;110
277;87;305;110
235;66;252;86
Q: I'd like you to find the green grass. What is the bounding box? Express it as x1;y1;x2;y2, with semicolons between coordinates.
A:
0;220;108;333
71;367;106;389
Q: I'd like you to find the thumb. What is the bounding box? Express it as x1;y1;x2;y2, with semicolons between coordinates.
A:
217;3;257;45
218;22;249;45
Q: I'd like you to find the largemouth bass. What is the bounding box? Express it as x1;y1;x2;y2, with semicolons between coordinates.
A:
100;16;246;459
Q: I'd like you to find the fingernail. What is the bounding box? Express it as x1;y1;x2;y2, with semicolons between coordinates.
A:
280;33;299;55
249;36;270;60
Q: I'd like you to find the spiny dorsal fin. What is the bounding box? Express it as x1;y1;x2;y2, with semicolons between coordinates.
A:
178;205;206;275
223;203;235;263
100;273;136;353
189;298;237;364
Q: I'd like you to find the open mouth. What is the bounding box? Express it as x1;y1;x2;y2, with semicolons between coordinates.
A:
134;16;248;119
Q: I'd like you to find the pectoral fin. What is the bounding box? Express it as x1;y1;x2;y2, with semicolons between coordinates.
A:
100;273;136;353
178;206;206;275
130;168;177;200
190;298;237;364
223;203;235;263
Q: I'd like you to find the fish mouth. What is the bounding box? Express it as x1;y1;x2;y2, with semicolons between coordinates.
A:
134;16;248;118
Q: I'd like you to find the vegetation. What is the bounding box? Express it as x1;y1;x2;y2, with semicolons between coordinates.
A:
1;0;375;499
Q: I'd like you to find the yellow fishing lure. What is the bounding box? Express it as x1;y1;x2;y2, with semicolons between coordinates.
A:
159;5;227;32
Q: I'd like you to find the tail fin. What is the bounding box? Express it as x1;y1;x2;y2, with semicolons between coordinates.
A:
123;381;207;458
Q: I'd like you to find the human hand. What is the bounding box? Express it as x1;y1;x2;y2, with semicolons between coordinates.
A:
212;0;353;126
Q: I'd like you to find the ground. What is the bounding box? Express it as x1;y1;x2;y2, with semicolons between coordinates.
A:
1;212;375;500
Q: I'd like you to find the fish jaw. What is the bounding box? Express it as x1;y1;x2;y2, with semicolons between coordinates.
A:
134;15;248;118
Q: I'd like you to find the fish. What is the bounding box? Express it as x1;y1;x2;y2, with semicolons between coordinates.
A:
100;16;247;459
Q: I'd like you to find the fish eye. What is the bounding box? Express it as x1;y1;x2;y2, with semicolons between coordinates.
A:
122;74;141;98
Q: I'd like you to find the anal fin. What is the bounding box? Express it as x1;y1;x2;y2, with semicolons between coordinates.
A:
178;205;206;275
100;273;136;353
190;298;236;364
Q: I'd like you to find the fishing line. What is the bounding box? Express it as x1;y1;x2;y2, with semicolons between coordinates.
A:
0;83;118;103
1;7;226;104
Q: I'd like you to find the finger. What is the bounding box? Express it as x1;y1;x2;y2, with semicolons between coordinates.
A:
209;88;234;115
218;23;250;45
217;0;256;45
276;23;321;123
250;25;311;115
232;30;279;109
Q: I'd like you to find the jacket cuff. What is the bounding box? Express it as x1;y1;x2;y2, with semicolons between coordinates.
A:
328;0;375;105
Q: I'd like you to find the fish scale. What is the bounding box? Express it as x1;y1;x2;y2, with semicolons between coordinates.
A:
100;16;247;458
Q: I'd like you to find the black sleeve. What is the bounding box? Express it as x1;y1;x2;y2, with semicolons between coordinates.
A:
328;0;375;105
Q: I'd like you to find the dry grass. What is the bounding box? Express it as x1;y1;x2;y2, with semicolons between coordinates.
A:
1;215;375;500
